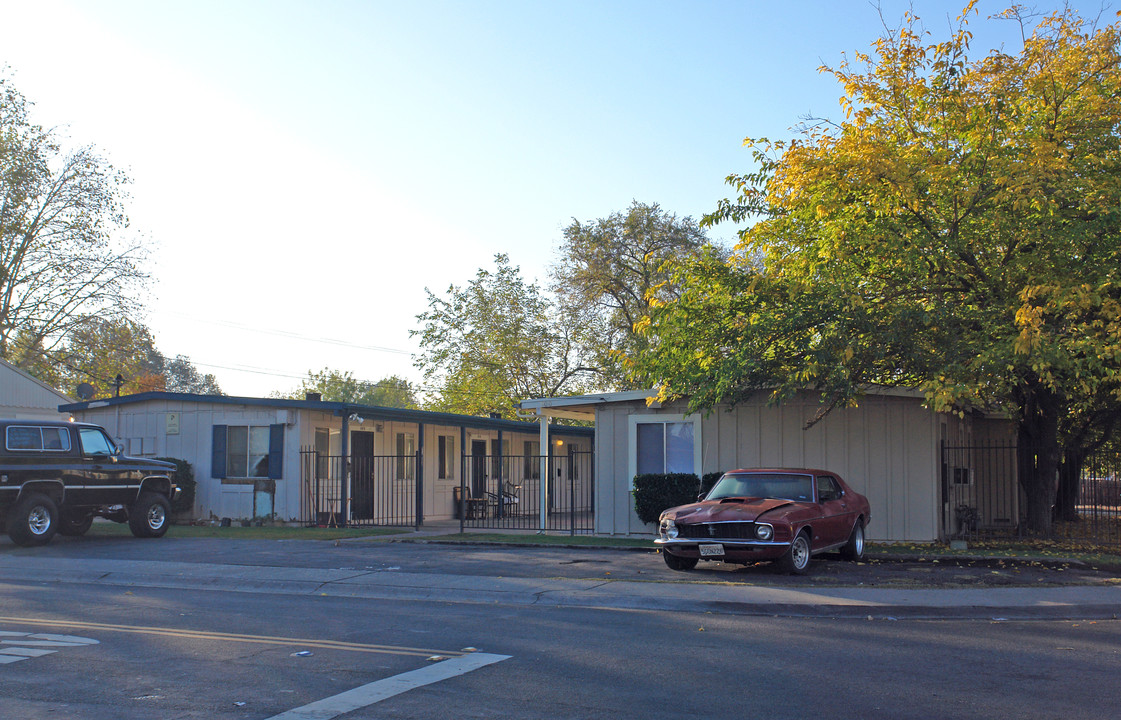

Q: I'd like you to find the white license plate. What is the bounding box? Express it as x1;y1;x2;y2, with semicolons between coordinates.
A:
698;543;724;557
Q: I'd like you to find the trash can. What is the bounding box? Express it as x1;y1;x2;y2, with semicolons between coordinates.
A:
453;486;463;520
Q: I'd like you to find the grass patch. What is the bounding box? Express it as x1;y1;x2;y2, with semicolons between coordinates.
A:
415;533;656;549
87;522;406;541
867;539;1121;569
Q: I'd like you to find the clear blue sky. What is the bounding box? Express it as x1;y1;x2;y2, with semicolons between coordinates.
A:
1;0;1111;397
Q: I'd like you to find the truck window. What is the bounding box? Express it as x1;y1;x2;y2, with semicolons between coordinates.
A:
78;428;115;456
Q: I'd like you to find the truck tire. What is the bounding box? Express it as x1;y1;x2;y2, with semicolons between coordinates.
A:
129;492;171;538
8;492;59;547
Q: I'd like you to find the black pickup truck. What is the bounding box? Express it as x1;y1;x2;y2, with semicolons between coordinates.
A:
0;419;179;547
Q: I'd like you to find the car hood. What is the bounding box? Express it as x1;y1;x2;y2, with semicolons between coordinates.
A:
670;497;800;523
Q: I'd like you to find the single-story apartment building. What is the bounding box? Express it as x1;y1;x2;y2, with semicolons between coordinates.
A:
1;358;72;420
518;388;1017;543
62;392;593;526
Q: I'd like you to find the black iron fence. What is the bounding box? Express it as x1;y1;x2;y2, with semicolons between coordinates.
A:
1059;452;1121;546
941;442;1019;539
300;449;420;528
941;441;1121;545
458;450;594;534
299;448;595;534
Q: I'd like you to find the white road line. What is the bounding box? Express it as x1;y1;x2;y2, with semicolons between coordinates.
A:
265;652;511;720
0;631;99;665
0;647;57;658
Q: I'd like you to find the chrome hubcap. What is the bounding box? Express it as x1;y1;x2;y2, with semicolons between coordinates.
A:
793;537;809;568
28;506;51;535
147;504;166;530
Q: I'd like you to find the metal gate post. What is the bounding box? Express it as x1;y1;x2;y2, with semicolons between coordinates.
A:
569;445;575;536
460;425;467;533
415;423;424;530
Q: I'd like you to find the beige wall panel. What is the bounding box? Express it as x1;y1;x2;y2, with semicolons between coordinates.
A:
596;391;944;542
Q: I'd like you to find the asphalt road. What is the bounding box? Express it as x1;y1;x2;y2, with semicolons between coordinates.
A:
1;536;1120;719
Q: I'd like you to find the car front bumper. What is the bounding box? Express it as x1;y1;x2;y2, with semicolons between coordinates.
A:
655;537;791;561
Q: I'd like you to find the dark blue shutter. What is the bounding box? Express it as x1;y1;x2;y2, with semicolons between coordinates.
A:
211;425;227;479
268;424;284;479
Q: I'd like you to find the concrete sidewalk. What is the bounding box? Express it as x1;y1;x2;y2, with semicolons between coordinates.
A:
1;552;1119;620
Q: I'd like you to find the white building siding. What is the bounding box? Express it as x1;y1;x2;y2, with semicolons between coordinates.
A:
0;359;72;420
73;400;301;521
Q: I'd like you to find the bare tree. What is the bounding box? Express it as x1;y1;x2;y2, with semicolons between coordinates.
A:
1;73;147;367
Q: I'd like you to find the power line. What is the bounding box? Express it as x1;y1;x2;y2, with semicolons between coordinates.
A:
149;310;413;355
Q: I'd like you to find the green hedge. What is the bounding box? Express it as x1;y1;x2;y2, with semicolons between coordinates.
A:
632;473;701;525
701;472;724;497
156;457;196;516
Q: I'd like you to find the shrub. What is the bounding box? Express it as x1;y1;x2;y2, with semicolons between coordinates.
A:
632;473;700;525
156;457;196;516
701;471;724;497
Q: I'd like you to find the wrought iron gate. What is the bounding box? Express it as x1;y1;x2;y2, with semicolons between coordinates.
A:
458;449;594;534
300;449;420;528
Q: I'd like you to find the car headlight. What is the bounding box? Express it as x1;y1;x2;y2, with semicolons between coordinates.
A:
660;517;678;540
755;523;774;541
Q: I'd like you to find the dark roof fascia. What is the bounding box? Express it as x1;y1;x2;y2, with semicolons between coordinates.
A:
59;391;593;437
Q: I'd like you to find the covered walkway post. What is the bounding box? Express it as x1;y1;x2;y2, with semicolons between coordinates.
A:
539;413;549;532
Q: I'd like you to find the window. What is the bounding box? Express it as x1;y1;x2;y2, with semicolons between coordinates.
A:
636;422;694;475
396;432;415;480
438;435;455;479
523;440;540;479
314;428;330;478
816;475;842;502
78;427;116;456
211;424;283;480
5;426;71;452
227;426;270;477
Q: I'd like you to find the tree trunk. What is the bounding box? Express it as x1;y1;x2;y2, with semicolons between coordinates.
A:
1015;383;1061;537
1055;449;1084;523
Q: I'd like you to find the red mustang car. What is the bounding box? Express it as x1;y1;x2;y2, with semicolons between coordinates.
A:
656;468;871;574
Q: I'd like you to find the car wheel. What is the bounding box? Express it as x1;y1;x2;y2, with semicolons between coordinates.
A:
129;492;171;538
841;519;865;561
58;512;94;537
776;530;812;575
7;492;59;547
662;550;699;571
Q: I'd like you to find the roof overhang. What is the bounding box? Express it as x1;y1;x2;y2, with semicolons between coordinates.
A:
518;389;658;421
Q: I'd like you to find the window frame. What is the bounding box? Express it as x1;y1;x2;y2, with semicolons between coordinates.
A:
396;431;416;481
4;425;72;453
437;434;455;480
224;425;271;479
627;413;702;480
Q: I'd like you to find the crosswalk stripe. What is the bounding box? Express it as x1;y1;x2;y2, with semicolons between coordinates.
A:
265;652;511;720
0;647;57;657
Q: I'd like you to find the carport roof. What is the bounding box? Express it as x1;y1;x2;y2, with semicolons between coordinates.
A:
518;389;658;421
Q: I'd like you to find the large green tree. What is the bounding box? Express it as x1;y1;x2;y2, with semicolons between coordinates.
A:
632;4;1121;535
28;316;222;398
1;74;147;365
278;368;417;409
551;201;718;388
414;254;596;417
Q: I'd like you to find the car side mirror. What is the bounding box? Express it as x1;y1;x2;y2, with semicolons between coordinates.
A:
697;492;708;501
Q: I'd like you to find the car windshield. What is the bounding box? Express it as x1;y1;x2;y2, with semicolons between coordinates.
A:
706;473;814;502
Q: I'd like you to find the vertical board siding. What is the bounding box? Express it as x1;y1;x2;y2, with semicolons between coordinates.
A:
598;392;941;542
